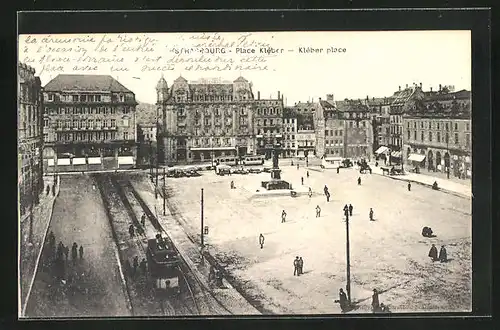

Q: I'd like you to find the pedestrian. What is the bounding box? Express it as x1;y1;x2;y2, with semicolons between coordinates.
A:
408;182;411;191
315;205;321;218
129;224;135;238
297;163;299;170
357;177;361;185
301;177;304;185
306;171;309;178
308;187;312;198
293;256;300;276
369;208;374;221
326;191;330;202
139;258;147;274
133;256;139;276
209;265;215;283
52;184;56;196
291;160;294;166
337;167;340;174
230;180;235;189
343;204;349;217
428;244;438;261
349;204;353;216
141;214;146;228
323;185;329;196
79;245;84;259
372;289;380;312
439;245;448;263
46;185;50;196
298;257;304;274
71;242;78;264
259;233;265;249
338;288;348;312
64;245;69;261
57;241;64;260
281;210;287;223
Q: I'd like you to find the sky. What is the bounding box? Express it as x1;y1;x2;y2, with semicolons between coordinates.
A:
18;31;471;106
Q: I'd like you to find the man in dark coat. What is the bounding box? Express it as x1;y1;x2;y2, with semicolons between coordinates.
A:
79;245;84;259
293;256;300;276
301;177;304;185
316;205;321;218
129;224;135;238
141;214;146;227
133;256;139;277
337;167;340;174
46;185;50;196
358;177;362;185
372;289;380;312
71;242;78;264
281;210;287;223
64;245;69;261
324;185;329;196
348;204;353;216
57;241;64;261
338;288;348;312
306;171;309;178
408;182;412;191
369;208;374;221
439;245;448;262
428;244;438;261
298;257;304;274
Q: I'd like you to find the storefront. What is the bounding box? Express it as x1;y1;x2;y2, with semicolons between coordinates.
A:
408;153;426;172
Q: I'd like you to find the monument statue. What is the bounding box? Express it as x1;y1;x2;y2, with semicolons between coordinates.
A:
272;144;280;169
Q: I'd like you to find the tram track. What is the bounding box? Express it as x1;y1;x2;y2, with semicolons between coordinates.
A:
116;173;234;315
110;174;202;315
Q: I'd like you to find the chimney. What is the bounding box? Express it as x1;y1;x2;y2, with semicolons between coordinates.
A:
439;84;442;91
420;82;422;88
366;95;369;101
430;87;433;92
258;91;260;100
319;97;321;101
372;97;375;101
278;91;280;99
406;84;408;88
399;86;401;91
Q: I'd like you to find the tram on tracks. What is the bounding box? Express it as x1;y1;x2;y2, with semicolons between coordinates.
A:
147;233;181;295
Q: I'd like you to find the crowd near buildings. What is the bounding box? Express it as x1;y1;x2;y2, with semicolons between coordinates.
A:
18;66;473;212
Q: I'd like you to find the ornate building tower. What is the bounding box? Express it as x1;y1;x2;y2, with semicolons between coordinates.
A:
156;75;170;164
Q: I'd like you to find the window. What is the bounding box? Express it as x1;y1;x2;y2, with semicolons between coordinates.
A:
123;132;129;140
407;130;411;140
103;119;108;128
437;123;440;130
80;95;87;102
414;122;417;129
437;132;441;142
43;133;49;141
466;123;470;131
111;107;116;114
96;95;102;102
428;132;433;142
362;121;366;128
454;122;458;131
111;119;116;127
454;133;459;144
421;131;424;141
48;94;54;101
110;132;116;140
44;118;49;127
465;133;470;148
420;122;424;129
72;120;77;128
413;131;417;140
445;123;449;131
445;132;449;143
123;106;130;114
72;95;78;102
96;119;102;128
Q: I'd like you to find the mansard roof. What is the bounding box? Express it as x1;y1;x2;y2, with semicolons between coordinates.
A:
44;74;133;93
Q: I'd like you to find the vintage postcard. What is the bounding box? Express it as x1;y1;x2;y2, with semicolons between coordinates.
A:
18;29;472;317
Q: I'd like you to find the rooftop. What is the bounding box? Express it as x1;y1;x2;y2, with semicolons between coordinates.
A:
44;74;133;93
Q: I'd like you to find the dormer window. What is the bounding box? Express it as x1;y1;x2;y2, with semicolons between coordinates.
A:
119;94;124;102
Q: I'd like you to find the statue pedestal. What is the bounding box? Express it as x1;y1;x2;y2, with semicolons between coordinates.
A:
270;168;282;180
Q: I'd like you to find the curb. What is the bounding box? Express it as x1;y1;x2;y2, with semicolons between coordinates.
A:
21;178;59;317
372;172;470;199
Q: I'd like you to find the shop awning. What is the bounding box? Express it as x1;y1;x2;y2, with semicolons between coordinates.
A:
408;153;426;162
375;146;389;154
391;151;401;158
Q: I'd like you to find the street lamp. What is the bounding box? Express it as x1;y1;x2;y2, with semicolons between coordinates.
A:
343;204;351;304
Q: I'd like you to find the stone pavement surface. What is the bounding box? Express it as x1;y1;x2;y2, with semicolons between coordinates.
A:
24;175;131;318
152;166;471;314
19;175;58;317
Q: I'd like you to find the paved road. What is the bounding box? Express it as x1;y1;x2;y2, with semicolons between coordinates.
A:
24;175;131;318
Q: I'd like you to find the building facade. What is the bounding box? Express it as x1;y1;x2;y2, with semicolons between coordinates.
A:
18;63;44;217
42;74;138;171
336;99;374;159
282;107;298;157
156;76;283;164
319;96;345;158
403;89;471;179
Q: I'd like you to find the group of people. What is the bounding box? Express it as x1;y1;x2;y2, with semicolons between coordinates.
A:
293;256;305;276
125;255;147;278
343;203;374;221
428;244;448;263
336;288;391;314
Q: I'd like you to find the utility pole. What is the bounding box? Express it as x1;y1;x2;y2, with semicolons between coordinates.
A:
201;188;204;247
343;204;351;304
163;167;166;216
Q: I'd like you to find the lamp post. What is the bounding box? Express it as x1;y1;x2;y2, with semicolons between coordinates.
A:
200;188;204;247
343;204;351;304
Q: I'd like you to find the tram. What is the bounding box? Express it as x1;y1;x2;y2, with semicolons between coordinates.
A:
242;155;265;166
147;234;181;295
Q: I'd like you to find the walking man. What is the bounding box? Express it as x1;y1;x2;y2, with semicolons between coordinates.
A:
79;245;84;259
428;244;438;261
337;167;340;174
298;257;304;275
372;289;380;312
297;163;299;170
129;224;135;238
71;242;78;264
46;184;50;196
315;205;321;218
408;182;411;191
133;256;139;277
348;204;353;216
52;184;56;196
308;187;312;198
281;210;287;223
293;256;300;276
323;185;329;196
259;233;265;249
301;177;304;185
306;171;309;178
64;245;69;261
141;213;146;228
439;245;448;262
326;191;330;202
338;288;348;313
369;208;374;221
358;177;362;185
